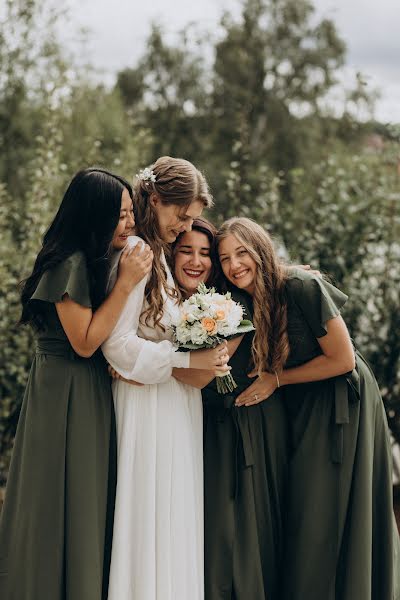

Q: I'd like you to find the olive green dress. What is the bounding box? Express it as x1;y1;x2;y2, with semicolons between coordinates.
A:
0;252;116;600
203;291;289;600
282;269;400;600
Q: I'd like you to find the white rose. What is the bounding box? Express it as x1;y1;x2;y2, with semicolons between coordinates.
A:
190;322;208;345
175;323;192;344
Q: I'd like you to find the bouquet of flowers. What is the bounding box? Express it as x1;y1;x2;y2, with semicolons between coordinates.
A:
171;283;255;393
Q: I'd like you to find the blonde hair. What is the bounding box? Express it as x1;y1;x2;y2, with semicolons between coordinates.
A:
217;217;290;375
134;156;213;328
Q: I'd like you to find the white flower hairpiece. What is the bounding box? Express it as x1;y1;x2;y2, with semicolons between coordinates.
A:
136;167;157;183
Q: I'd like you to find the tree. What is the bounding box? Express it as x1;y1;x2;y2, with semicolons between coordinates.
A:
113;0;364;215
211;0;347;178
116;24;210;165
0;0;71;195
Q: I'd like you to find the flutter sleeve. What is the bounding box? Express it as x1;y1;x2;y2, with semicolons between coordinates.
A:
30;251;91;307
101;236;190;384
289;272;348;338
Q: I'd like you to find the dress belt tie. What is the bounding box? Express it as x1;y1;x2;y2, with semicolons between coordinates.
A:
331;361;361;464
35;339;105;362
36;339;78;359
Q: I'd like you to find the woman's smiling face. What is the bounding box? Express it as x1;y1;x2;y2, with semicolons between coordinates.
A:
218;233;257;295
173;230;212;297
111;187;135;250
151;196;205;244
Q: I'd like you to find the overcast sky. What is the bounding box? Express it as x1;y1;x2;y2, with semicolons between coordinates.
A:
66;0;400;123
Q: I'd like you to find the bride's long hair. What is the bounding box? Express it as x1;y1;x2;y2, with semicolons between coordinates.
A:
134;156;213;328
217;217;290;375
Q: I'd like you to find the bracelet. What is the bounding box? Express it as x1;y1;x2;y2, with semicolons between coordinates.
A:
274;370;280;388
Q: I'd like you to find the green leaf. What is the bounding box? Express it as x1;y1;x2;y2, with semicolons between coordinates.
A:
236;321;255;333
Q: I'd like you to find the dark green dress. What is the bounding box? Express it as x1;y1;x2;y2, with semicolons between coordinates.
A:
0;252;116;600
203;291;289;600
282;269;400;600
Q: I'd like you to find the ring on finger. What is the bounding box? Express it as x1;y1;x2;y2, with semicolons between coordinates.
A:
253;393;258;401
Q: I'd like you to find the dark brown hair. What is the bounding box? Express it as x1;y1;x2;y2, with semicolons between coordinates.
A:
20;168;132;329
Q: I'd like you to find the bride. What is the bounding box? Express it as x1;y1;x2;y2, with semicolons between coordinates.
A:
102;156;228;600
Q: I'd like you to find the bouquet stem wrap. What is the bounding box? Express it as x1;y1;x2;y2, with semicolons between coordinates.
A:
215;370;238;394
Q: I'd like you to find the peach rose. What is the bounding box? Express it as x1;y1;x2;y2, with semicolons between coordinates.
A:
201;317;218;335
215;310;226;321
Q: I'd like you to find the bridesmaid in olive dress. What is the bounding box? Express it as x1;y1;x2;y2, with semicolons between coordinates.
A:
222;217;400;600
171;217;289;600
0;168;153;600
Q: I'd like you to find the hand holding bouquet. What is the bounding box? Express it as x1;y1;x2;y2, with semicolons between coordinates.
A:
172;283;254;393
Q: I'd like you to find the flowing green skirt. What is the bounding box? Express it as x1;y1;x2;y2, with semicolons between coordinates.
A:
283;354;400;600
0;343;116;600
203;390;288;599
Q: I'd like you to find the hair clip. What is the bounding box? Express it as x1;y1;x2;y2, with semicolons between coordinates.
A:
136;167;157;183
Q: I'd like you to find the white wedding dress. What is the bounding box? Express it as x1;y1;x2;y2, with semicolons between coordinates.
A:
102;236;204;600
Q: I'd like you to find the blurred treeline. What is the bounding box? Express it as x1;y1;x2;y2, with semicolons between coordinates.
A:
1;0;399;485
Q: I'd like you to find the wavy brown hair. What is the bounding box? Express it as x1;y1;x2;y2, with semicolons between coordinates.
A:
133;156;213;328
217;217;290;375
